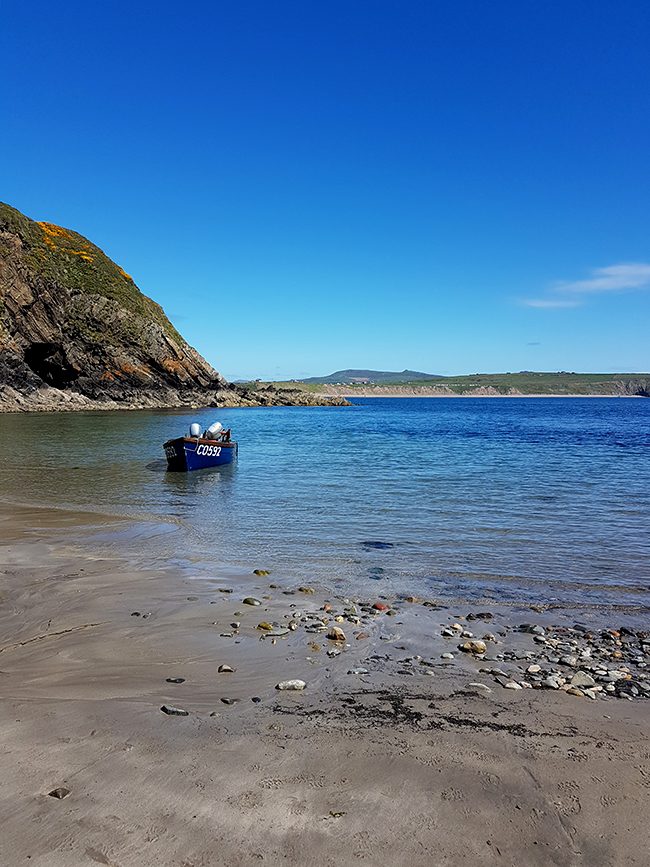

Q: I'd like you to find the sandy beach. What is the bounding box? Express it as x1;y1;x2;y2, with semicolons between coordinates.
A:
1;503;649;867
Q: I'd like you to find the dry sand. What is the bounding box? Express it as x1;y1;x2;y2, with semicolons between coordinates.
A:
1;504;648;866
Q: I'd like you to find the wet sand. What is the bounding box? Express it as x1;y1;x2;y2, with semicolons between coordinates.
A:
0;504;648;866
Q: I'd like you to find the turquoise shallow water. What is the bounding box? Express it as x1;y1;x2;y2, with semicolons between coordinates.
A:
1;398;649;610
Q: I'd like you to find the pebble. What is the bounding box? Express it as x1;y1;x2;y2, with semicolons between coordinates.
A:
571;672;596;688
219;632;234;638
218;664;235;673
468;683;492;693
347;667;369;675
165;677;186;683
504;681;522;690
328;626;346;642
48;787;71;799
161;705;189;716
253;569;270;576
276;679;307;690
257;622;273;631
460;640;487;655
441;652;455;660
260;629;291;638
327;648;341;657
221;698;239;705
243;597;262;606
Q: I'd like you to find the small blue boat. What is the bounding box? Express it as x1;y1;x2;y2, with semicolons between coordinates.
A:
163;422;238;472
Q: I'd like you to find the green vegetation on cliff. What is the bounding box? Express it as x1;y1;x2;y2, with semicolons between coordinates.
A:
0;202;182;345
243;371;650;397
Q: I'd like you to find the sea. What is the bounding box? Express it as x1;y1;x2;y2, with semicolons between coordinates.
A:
1;397;649;614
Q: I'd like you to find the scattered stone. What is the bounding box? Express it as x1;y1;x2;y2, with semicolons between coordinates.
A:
221;698;239;705
219;632;234;638
441;628;455;637
187;596;198;601
327;648;341;658
48;787;70;799
131;612;141;617
256;622;273;631
441;653;455;660
504;681;522;690
243;597;261;606
468;683;492;693
460;640;487;655
260;629;291;638
461;631;474;638
541;677;561;689
253;569;270;576
218;588;233;593
161;705;189;716
252;696;261;702
230;622;241;629
567;687;584;697
298;587;315;594
276;680;306;690
373;603;389;611
571;672;596;688
357;632;370;640
405;596;419;603
347;668;369;675
527;665;541;674
165;677;185;683
328;626;346;642
218;664;235;673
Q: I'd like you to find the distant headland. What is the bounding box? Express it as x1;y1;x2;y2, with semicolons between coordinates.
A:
243;369;650;397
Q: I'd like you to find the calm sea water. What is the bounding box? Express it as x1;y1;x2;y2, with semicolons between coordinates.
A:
1;398;649;610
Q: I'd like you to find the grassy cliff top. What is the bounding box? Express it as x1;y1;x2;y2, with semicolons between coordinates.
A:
0;202;183;345
241;371;649;396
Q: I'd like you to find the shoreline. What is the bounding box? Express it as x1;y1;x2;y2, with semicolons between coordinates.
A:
322;388;645;398
1;502;648;864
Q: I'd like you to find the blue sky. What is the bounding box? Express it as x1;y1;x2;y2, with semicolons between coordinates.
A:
2;1;649;380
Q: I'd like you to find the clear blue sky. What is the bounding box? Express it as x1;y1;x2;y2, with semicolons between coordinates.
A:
2;1;649;380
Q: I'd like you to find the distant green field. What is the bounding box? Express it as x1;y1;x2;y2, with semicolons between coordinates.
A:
237;372;649;396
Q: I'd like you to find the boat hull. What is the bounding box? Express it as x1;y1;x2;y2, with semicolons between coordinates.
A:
163;437;237;472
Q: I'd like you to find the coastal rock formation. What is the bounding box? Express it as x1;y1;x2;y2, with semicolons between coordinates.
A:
0;203;346;411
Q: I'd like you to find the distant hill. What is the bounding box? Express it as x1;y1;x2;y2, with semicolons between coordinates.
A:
300;368;444;384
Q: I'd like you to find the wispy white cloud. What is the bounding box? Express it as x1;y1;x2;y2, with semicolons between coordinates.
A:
521;262;650;309
523;298;581;309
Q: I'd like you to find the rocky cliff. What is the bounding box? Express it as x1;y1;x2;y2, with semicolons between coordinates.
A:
0;203;346;412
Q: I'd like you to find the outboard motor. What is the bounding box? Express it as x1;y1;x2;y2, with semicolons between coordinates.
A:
189;423;201;438
205;422;223;440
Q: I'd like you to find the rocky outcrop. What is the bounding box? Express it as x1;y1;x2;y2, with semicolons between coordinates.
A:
0;203;347;412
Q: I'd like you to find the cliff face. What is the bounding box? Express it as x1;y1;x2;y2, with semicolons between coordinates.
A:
0;203;345;412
